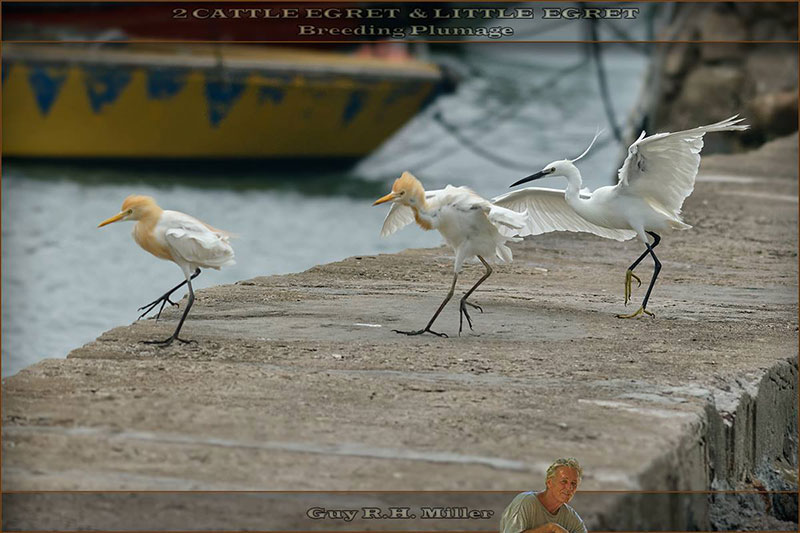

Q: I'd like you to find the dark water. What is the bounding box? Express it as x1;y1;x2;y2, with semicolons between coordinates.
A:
2;44;647;376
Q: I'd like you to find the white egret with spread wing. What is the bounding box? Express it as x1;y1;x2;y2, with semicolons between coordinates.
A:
496;116;749;318
374;171;528;336
98;195;235;345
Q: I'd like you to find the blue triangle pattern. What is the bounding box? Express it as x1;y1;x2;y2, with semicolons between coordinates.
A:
147;68;188;100
28;65;69;116
83;65;133;113
204;74;247;128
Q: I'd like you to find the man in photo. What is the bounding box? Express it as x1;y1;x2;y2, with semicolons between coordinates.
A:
499;457;587;533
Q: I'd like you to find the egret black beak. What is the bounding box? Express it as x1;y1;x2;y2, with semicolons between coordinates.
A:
510;170;548;188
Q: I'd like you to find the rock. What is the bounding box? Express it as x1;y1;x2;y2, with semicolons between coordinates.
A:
646;4;797;146
664;42;694;77
751;19;780;41
699;9;747;41
747;91;799;138
678;66;745;121
745;46;799;94
699;10;747;61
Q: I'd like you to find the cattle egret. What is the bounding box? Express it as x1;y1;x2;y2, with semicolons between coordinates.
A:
373;171;528;336
497;116;749;318
98;195;235;345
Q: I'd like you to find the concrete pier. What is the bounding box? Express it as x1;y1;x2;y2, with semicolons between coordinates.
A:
2;134;797;530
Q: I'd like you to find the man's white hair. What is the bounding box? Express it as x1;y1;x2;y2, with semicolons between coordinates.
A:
545;458;583;483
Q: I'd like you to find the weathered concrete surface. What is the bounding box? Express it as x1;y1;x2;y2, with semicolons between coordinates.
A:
2;134;798;530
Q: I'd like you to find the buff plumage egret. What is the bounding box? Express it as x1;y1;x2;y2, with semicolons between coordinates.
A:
497;115;749;318
98;195;235;345
373;171;528;336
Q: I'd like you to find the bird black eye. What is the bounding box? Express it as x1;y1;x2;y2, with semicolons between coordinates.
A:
549;167;555;173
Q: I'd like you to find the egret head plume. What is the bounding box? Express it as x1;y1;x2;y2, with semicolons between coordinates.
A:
569;126;604;164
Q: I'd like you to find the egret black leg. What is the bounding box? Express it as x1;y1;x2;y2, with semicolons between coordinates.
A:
143;278;197;346
138;269;201;321
618;232;661;319
394;273;457;338
628;232;661;271
459;256;492;335
640;235;662;310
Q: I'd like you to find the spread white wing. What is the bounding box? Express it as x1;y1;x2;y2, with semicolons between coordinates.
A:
379;189;450;237
492;187;637;241
380;185;527;238
161;210;236;269
379;202;416;237
616;115;749;217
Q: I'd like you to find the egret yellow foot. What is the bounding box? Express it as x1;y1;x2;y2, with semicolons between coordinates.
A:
624;269;642;305
616;306;655;319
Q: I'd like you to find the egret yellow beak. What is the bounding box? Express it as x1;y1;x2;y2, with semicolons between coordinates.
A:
98;211;126;228
373;192;398;206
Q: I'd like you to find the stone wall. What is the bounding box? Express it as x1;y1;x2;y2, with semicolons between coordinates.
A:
629;3;797;153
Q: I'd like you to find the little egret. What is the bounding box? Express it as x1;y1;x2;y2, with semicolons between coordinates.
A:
373;171;528;336
497;115;749;318
98;195;235;345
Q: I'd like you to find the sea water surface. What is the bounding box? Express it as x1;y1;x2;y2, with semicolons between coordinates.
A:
3;44;647;376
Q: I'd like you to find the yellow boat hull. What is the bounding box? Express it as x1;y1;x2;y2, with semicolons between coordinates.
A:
2;44;441;159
